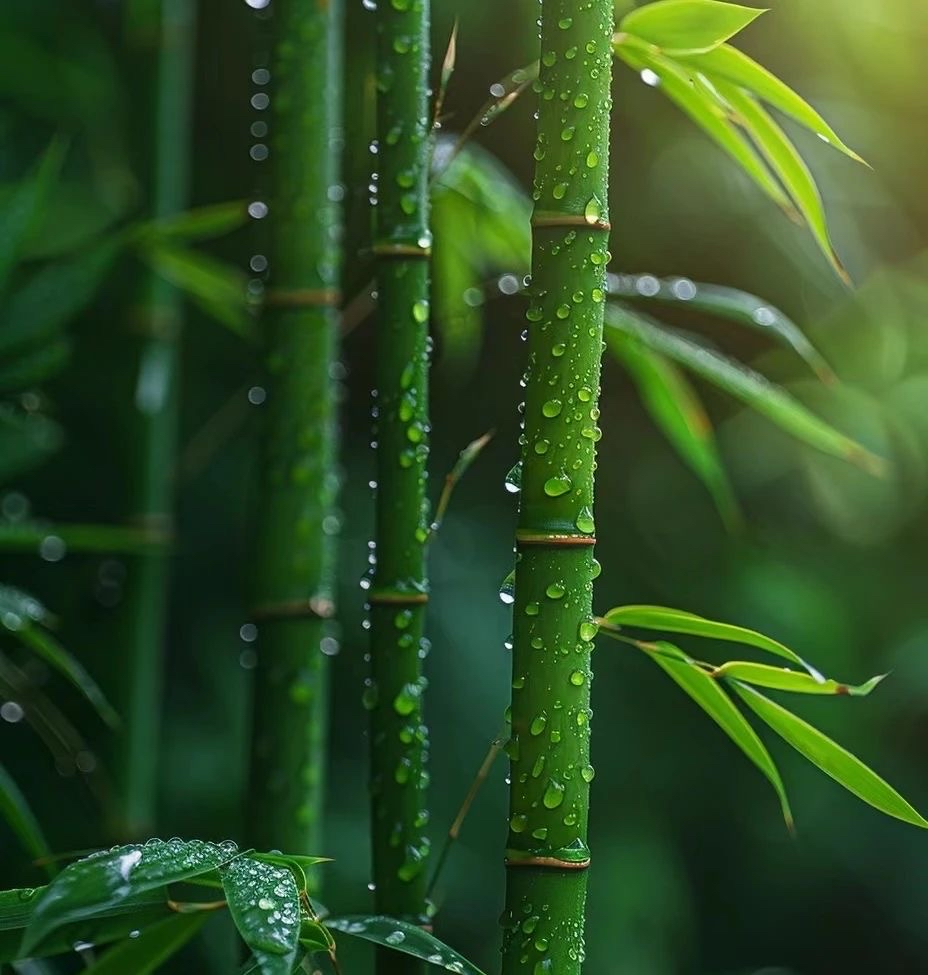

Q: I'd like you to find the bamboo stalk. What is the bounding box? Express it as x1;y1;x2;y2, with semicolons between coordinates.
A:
245;0;343;867
500;1;613;972
119;0;196;838
367;0;433;966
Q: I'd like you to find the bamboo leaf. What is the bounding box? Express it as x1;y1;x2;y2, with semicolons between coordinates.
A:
0;407;62;483
602;603;820;676
249;853;331;896
81;913;208;975
613;41;793;213
711;80;848;282
0;342;70;393
678;43;866;163
620;0;766;55
715;662;886;696
430;430;494;535
0;765;53;877
21;840;239;954
135;201;249;243
0;239;122;357
326;915;489;974
635;642;792;828
10;623;119;730
609;331;741;529
221;856;301;975
604;304;885;474
0;141;66;296
607;272;835;383
732;683;928;827
138;243;253;339
0;521;162;555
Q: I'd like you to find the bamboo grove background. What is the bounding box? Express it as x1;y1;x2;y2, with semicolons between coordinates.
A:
4;0;928;972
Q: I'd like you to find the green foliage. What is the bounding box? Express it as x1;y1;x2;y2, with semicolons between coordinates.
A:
0;840;483;973
613;0;866;279
599;607;927;830
0;765;53;877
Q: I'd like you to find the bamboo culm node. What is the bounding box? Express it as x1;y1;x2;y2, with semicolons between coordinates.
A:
500;0;613;972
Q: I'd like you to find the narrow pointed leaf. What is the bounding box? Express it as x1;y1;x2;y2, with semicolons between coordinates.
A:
136;201;249;243
620;0;765;54
12;623;119;729
604;305;885;474
327;915;489;975
610;332;741;528
22;840;239;954
602;603;820;676
139;244;252;339
732;683;928;827
0;887;171;963
431;430;494;533
0;765;53;876
715;662;886;696
221;856;300;975
637;641;792;827
607;272;835;382
0;140;66;295
82;913;207;975
679;43;866;163
614;42;793;213
0;239;121;357
713;80;848;282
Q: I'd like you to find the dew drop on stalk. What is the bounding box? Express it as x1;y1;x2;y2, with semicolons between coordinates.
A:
575;506;595;533
530;713;547;736
579;620;598;642
510;813;529;833
499;571;516;605
505;461;523;494
544;474;571;497
545;581;565;599
542;399;562;418
569;670;585;686
542;779;565;809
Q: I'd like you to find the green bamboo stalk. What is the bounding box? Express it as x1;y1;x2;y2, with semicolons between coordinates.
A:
245;0;343;866
500;2;613;972
367;0;432;966
119;0;196;838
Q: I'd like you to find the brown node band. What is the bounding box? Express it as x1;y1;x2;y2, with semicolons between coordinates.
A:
372;242;432;259
265;287;342;308
531;213;612;232
368;590;430;606
516;530;596;547
252;597;336;621
505;856;591;871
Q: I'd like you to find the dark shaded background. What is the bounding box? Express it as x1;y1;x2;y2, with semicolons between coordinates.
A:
3;1;928;973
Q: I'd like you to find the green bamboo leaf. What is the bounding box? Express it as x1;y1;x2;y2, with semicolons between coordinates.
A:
0;239;122;357
0;406;62;483
0;521;162;555
609;331;741;529
636;642;792;828
10;623;119;730
613;41;793;214
0;342;70;393
21;839;239;954
620;0;766;55
602;603;820;676
604;305;885;474
607;272;835;383
430;430;494;534
0;765;53;877
249;853;331;896
327;916;489;975
136;201;249;243
678;43;866;163
711;80;848;283
732;683;928;827
81;913;208;975
715;662;886;696
0;140;67;296
138;243;252;339
221;856;300;975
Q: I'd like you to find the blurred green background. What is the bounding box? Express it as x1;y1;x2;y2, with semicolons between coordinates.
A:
3;1;928;973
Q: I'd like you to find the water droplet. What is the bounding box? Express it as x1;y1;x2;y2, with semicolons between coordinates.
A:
530;713;547;736
510;813;529;833
505;462;523;494
542;779;565;809
542;399;562;418
499;571;516;605
412;300;429;323
579;620;598;642
544;474;571;497
569;670;585;686
575;506;595;533
545;582;565;600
